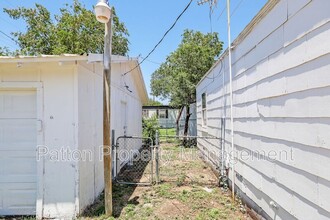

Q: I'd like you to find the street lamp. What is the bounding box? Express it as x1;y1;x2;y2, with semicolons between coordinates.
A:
95;0;111;23
95;0;113;216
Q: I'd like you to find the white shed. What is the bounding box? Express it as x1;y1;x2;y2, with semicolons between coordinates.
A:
197;0;330;219
0;54;148;219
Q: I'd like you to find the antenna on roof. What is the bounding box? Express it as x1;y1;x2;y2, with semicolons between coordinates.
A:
197;0;217;6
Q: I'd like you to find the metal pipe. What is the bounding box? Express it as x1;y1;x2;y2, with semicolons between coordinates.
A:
155;130;160;184
226;0;235;200
221;58;226;178
112;129;116;178
157;135;220;139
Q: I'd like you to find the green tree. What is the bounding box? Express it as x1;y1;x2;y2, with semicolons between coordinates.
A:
0;47;11;56
151;30;223;137
146;98;163;106
3;0;129;56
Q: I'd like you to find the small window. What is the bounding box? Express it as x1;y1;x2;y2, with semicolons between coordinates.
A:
159;109;168;119
142;109;149;118
202;93;207;126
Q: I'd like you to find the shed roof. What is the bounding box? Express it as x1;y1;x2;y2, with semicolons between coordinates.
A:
0;53;149;104
0;53;136;63
143;105;178;110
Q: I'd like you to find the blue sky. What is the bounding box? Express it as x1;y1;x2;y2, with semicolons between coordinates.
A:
0;0;267;102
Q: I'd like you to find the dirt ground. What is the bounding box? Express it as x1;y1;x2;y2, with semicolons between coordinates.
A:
81;143;252;220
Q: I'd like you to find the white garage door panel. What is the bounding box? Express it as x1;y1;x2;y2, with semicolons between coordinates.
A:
0;90;36;118
0;90;37;215
0;184;37;215
1;156;36;177
0;120;37;150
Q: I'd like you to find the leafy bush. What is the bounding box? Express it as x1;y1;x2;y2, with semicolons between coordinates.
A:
142;116;159;144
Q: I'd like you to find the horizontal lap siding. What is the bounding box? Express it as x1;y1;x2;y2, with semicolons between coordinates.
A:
196;0;330;219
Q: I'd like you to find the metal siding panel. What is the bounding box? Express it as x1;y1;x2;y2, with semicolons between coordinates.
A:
196;0;330;219
284;0;330;46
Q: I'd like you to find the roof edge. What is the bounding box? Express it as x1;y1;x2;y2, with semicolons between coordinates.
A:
0;53;139;64
129;60;149;104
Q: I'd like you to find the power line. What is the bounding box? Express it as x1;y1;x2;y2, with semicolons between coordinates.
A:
231;0;245;17
205;58;223;80
122;0;193;76
0;36;17;48
0;15;14;26
217;0;245;20
213;0;226;21
3;0;17;8
217;6;226;20
0;30;19;45
140;56;162;65
209;4;213;33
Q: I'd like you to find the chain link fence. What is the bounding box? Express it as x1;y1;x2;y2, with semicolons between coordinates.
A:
156;133;222;185
114;133;222;187
115;136;155;185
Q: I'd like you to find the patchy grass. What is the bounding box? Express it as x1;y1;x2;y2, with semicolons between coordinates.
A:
0;217;36;220
80;143;251;220
159;128;179;143
159;128;176;136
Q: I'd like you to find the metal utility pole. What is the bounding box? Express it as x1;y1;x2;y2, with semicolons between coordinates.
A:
226;0;235;200
197;0;235;200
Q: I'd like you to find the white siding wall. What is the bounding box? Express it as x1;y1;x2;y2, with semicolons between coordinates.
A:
111;62;144;172
0;63;78;218
0;58;146;218
77;62;104;212
196;0;330;219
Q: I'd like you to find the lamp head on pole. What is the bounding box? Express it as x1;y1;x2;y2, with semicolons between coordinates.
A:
95;0;111;23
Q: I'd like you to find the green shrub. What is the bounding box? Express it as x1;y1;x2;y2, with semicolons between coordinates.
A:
142;116;159;144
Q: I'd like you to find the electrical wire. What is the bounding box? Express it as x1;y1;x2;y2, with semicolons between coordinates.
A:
0;36;16;48
122;0;193;76
3;0;17;8
205;58;223;80
0;30;19;45
0;16;19;48
141;57;162;65
217;6;226;20
0;37;13;48
124;81;133;93
209;4;213;33
217;0;245;20
231;0;245;17
208;0;218;33
122;74;133;93
0;15;14;26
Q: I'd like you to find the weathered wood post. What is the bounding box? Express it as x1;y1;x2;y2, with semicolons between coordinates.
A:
103;14;113;216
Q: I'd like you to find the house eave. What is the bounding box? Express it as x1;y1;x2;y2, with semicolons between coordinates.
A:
0;53;138;64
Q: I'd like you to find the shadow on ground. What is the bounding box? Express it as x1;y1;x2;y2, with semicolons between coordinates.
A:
81;143;251;220
82;145;152;218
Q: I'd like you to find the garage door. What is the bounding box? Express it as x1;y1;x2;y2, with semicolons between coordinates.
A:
0;90;37;215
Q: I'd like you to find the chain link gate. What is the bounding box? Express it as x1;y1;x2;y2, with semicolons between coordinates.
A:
115;136;157;185
113;133;221;186
155;132;222;185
